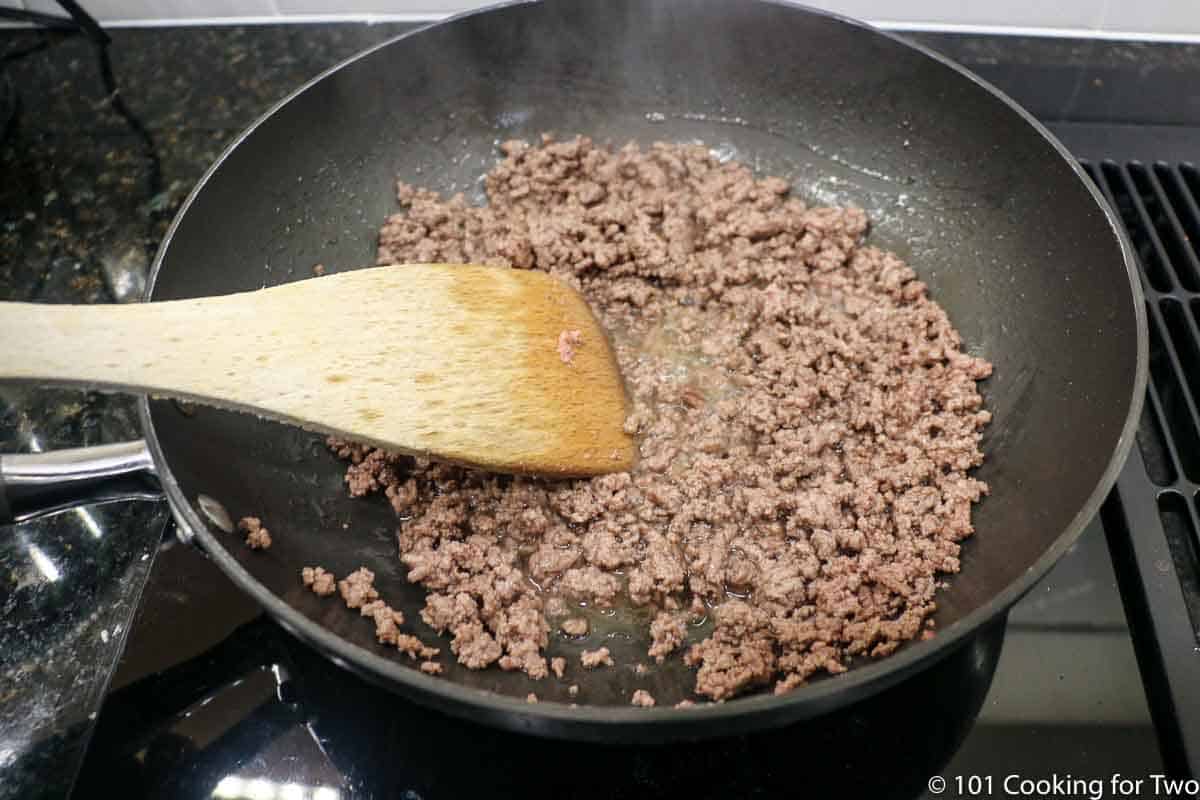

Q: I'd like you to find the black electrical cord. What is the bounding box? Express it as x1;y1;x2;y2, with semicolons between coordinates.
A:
5;1;161;192
93;41;164;201
1;1;165;245
0;8;78;145
0;7;78;32
1;71;13;141
53;0;111;45
0;11;67;139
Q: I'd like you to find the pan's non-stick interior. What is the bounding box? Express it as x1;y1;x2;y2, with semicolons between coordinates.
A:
145;0;1141;732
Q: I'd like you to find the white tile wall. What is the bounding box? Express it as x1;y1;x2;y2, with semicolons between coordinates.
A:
4;0;1200;39
271;0;446;16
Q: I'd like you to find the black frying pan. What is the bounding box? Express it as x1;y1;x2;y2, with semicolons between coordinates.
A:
0;0;1146;742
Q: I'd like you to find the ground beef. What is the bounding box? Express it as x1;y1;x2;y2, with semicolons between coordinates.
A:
360;599;406;645
683;600;777;700
560;617;589;637
396;633;440;661
526;693;539;704
237;516;272;550
581;647;614;669
631;689;656;707
338;567;380;609
301;566;336;596
336;136;992;701
648;612;687;664
305;565;441;662
557;329;583;364
551;657;567;679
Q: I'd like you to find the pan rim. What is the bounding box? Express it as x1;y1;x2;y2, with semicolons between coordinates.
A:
138;0;1149;738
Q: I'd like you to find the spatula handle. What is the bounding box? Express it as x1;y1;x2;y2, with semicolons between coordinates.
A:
0;299;230;392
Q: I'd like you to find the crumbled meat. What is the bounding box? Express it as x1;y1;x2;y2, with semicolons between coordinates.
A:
361;599;406;645
334;136;991;701
558;567;621;608
648;612;687;663
307;565;440;666
301;566;336;597
551;657;567;679
312;263;326;276
396;633;440;661
237;516;272;550
560;617;589;637
684;600;776;700
568;684;579;697
448;621;504;670
581;647;614;668
557;329;583;364
675;699;696;709
338;567;380;609
631;689;656;707
526;693;539;704
635;663;648;675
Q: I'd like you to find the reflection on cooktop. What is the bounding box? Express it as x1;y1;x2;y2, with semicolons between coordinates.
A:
82;606;1002;800
74;516;1159;800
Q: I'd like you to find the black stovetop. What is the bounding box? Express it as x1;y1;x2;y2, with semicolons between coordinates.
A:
2;23;1197;800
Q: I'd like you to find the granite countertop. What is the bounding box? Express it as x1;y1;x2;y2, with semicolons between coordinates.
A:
0;24;416;799
2;20;1199;800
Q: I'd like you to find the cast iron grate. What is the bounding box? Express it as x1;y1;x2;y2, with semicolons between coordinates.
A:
1083;160;1200;776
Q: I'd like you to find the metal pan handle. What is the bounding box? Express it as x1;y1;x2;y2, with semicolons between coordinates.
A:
0;440;162;524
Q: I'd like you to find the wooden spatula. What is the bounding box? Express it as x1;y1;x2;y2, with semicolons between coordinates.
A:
0;264;635;477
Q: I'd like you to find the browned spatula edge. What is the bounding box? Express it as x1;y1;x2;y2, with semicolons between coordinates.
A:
0;263;636;478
